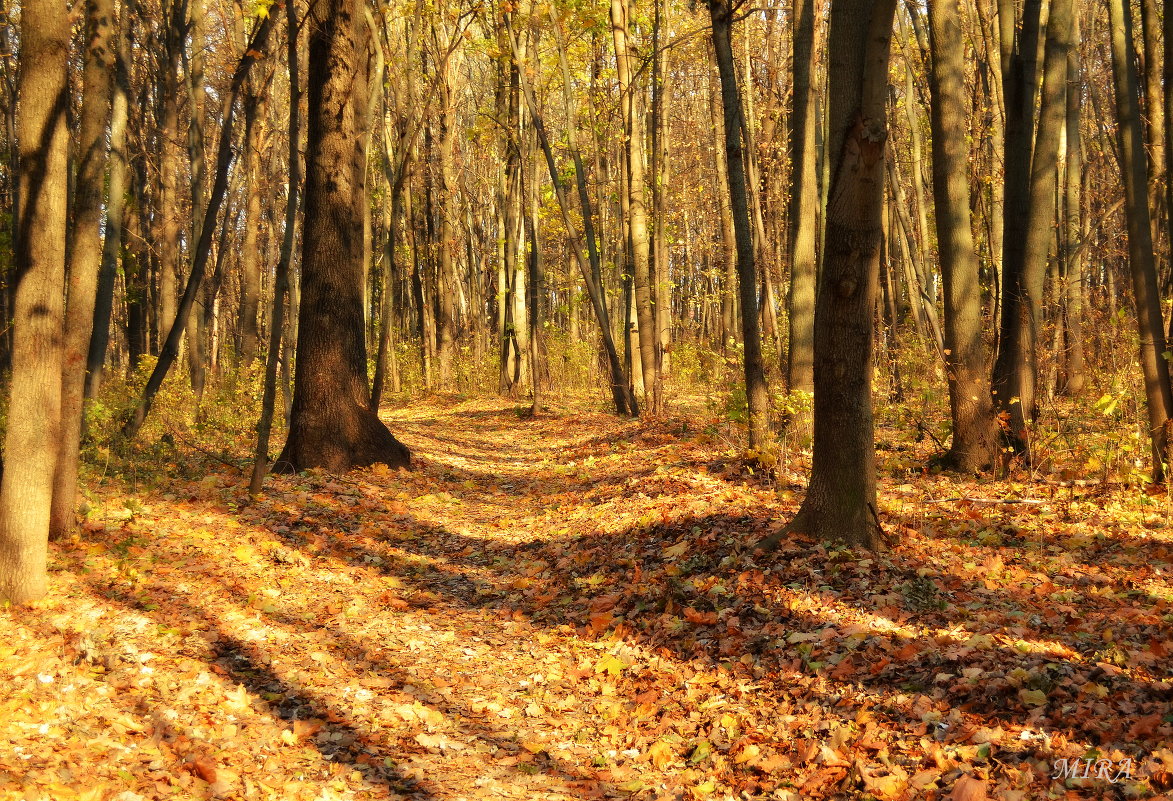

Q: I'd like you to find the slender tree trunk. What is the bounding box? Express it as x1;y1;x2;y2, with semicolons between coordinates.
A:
0;0;69;604
767;0;898;551
612;0;660;412
277;0;410;472
928;0;1000;472
435;37;458;390
787;0;818;395
709;0;770;452
709;68;738;354
85;8;129;401
251;0;300;495
651;0;671;377
238;79;267;366
1107;0;1173;480
1062;29;1086;395
50;0;115;540
535;11;634;415
991;0;1043;452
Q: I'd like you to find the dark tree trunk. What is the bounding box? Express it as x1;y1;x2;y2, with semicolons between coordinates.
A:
276;0;410;473
709;0;770;452
1107;0;1173;480
927;0;1000;472
766;0;898;551
251;0;301;495
0;0;69;604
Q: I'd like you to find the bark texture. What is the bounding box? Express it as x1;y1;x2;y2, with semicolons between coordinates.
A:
0;0;69;603
770;0;898;551
277;0;411;473
927;0;1000;472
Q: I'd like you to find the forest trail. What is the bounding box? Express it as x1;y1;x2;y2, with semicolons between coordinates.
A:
2;397;1173;801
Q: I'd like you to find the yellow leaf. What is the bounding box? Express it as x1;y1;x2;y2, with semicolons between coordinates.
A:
647;739;675;768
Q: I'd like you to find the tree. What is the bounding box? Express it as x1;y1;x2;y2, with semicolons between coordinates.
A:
786;0;818;398
927;0;999;472
1106;0;1173;480
765;0;898;550
51;0;115;540
0;0;70;603
708;0;769;453
276;0;410;473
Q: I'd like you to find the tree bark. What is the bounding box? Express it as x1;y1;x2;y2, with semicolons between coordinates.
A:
787;0;818;395
0;0;69;603
767;0;898;551
709;0;770;452
84;6;129;401
251;0;301;495
1107;0;1173;480
277;0;410;473
50;0;115;540
927;0;1000;473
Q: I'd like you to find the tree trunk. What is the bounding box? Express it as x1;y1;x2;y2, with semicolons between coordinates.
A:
251;0;300;495
709;0;770;452
787;0;818;395
611;0;660;412
927;0;1000;472
50;0;115;540
238;77;267;366
0;0;69;604
277;0;410;473
709;69;738;354
1107;0;1173;480
1062;29;1086;395
768;0;898;551
990;0;1045;452
85;7;129;401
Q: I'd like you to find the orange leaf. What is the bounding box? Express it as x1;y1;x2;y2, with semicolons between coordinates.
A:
683;607;717;625
190;756;217;784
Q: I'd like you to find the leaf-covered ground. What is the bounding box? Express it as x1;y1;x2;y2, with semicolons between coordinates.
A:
3;397;1172;800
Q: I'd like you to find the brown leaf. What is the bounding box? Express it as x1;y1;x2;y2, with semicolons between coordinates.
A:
949;775;988;801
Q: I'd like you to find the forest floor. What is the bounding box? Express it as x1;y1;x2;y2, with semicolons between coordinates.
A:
2;395;1173;801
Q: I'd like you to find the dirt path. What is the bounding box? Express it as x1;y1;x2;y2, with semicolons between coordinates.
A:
2;398;1171;800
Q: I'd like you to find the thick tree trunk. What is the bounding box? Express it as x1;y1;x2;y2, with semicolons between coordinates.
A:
0;0;69;604
277;0;410;473
1107;0;1173;480
709;2;770;452
50;0;115;540
927;0;1000;473
767;0;898;551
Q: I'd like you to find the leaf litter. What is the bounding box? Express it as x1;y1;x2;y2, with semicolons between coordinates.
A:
2;397;1172;800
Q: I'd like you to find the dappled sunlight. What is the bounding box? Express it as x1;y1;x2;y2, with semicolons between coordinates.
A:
3;398;1172;800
